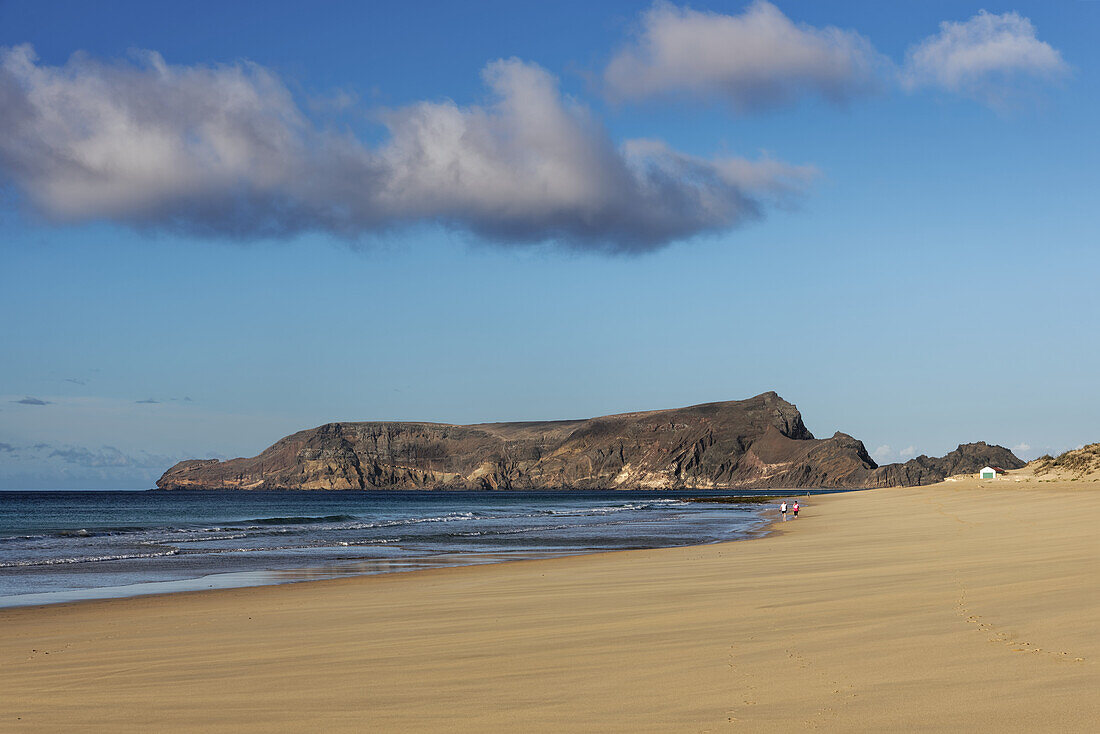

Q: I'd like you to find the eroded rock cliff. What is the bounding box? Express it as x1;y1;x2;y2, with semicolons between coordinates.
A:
156;392;1022;490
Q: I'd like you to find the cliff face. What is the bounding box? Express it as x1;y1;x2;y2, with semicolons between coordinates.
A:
156;393;1022;490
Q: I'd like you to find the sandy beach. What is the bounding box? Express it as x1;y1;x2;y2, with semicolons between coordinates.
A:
3;482;1098;732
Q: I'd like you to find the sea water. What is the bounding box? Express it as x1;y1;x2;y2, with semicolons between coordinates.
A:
0;489;828;607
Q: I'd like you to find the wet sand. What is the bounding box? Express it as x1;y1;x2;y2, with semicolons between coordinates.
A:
3;481;1098;732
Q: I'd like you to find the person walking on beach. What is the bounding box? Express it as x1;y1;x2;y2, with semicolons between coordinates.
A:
780;501;788;518
792;501;799;517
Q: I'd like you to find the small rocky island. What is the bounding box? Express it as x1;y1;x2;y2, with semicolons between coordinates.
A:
157;392;1023;491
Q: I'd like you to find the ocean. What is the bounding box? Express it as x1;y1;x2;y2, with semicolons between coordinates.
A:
0;489;824;607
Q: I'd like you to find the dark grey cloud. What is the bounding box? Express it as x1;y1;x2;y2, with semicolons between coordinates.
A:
14;396;51;405
0;442;16;453
135;398;160;404
64;377;87;385
0;45;813;253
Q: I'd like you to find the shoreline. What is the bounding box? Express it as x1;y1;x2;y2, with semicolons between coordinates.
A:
4;483;1098;731
0;490;824;609
0;549;610;610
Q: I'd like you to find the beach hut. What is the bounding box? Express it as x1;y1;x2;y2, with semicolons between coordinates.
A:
979;466;997;480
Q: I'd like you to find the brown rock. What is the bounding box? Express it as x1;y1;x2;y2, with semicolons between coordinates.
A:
155;393;1022;491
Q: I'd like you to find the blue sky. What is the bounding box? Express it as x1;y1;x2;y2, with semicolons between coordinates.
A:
1;1;1097;488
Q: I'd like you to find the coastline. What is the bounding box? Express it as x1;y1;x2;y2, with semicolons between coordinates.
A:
0;490;812;608
3;482;1098;732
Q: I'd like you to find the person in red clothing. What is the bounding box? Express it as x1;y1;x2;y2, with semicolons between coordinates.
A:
792;501;800;517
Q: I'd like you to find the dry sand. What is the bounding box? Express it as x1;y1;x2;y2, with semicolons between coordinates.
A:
3;481;1099;732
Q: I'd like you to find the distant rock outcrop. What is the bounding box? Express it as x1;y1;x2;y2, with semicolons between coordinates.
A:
156;393;1023;491
869;442;1026;487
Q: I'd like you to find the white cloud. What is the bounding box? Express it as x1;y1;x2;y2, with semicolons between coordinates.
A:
903;10;1068;105
1012;442;1031;454
604;1;884;111
872;444;893;462
873;444;920;463
0;46;309;232
0;46;812;252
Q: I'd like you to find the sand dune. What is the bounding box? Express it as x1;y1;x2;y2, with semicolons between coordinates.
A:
3;481;1098;732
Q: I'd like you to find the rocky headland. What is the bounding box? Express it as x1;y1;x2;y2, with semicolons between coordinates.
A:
156;392;1024;490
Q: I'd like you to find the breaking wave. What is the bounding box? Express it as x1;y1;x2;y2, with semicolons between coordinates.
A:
0;549;181;568
244;514;357;525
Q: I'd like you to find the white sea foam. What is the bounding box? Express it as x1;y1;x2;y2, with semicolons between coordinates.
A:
0;549;181;568
170;533;250;543
346;512;477;530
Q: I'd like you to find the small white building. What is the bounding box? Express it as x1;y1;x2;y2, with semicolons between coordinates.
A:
979;466;997;480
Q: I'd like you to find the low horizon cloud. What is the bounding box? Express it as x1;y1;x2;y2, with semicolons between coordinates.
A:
13;396;51;405
0;45;814;253
0;440;181;469
47;444;178;469
0;440;219;489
